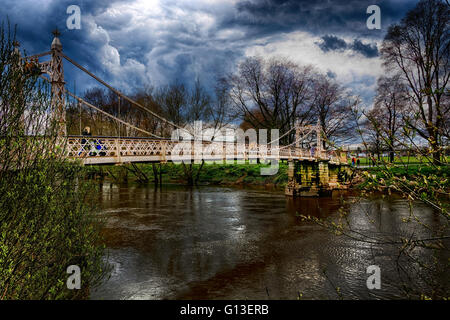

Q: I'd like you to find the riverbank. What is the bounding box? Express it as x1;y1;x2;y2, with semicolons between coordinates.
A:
355;164;450;188
87;161;449;198
89;161;289;188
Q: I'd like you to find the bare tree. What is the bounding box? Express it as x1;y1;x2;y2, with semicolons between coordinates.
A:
366;75;409;162
361;108;383;161
82;87;109;135
380;0;450;164
155;80;226;185
310;74;359;149
226;56;315;144
132;86;164;137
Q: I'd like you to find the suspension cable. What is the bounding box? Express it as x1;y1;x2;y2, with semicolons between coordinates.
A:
271;127;316;151
39;74;162;138
22;51;51;61
61;53;194;136
266;126;295;145
65;90;162;138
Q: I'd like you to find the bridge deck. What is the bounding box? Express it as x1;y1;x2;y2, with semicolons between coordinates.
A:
66;136;346;165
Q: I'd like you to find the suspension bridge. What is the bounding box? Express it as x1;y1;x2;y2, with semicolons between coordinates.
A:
18;30;350;196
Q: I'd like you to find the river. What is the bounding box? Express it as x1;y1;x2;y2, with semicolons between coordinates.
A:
91;183;448;300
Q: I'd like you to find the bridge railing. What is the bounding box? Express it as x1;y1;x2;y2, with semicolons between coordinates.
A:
65;136;342;164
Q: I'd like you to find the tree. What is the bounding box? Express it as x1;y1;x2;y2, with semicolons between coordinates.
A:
310;74;359;149
82;87;121;136
380;0;450;164
0;23;108;299
367;74;409;162
132;86;165;137
226;56;315;144
361;109;383;161
154;79;231;185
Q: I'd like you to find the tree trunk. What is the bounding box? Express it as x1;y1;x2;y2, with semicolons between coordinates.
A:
152;163;159;186
194;160;205;185
389;150;394;163
429;133;441;165
433;149;441;165
159;163;162;187
182;163;194;186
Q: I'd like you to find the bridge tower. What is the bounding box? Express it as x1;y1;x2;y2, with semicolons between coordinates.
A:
12;41;26;133
50;29;66;136
294;119;323;153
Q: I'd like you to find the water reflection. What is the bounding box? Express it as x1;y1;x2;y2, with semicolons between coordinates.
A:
91;183;448;300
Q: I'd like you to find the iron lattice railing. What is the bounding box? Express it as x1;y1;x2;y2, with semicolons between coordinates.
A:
65;136;343;164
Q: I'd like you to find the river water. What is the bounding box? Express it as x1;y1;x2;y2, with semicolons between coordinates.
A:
91;183;448;300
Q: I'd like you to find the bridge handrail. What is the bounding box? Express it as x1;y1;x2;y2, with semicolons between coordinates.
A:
65;136;344;164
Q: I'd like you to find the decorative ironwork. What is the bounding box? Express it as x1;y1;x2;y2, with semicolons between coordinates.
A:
65;137;342;165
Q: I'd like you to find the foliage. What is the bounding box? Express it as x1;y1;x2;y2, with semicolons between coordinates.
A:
0;162;107;299
380;0;449;164
0;22;108;300
97;161;289;187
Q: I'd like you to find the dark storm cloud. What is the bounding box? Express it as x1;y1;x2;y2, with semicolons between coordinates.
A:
316;34;378;58
326;70;337;79
350;39;378;58
228;0;417;39
0;0;144;92
318;35;348;52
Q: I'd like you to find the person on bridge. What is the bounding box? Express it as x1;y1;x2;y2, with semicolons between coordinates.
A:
82;126;91;136
80;126;92;156
311;146;316;157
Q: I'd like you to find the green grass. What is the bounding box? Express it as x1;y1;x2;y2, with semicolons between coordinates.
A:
96;161;289;187
364;164;450;176
357;164;450;193
161;161;289;186
349;156;450;166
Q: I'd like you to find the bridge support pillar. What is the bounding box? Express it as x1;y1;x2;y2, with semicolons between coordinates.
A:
285;160;297;196
285;160;348;197
318;161;329;188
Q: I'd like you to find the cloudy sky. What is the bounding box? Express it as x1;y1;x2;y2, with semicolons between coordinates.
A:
2;0;419;106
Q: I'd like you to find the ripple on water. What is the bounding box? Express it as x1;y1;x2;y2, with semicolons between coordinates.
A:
93;185;447;300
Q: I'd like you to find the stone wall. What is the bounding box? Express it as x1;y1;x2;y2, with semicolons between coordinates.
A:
285;160;350;197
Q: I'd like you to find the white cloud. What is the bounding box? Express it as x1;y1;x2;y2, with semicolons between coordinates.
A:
82;15;150;91
244;31;383;93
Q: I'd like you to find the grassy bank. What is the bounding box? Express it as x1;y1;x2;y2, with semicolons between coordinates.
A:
89;161;449;200
92;161;289;187
348;156;450;166
355;164;450;203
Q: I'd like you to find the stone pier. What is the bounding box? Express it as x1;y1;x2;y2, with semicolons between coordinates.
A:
285;160;350;197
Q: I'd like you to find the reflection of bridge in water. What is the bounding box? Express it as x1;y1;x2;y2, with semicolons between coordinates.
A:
21;30;350;197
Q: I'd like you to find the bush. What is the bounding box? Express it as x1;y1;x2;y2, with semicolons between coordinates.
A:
0;22;108;299
0;161;107;299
